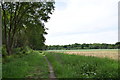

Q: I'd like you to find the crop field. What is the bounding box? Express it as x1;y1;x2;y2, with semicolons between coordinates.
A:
47;49;119;60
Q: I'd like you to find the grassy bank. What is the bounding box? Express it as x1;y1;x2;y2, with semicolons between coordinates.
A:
45;52;118;78
3;51;49;78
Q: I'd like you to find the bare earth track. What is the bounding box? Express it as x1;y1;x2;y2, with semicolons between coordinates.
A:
44;56;57;80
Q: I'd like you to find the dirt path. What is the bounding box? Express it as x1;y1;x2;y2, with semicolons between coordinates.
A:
44;56;57;80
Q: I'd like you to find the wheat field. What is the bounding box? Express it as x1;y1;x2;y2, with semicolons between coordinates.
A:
48;49;119;60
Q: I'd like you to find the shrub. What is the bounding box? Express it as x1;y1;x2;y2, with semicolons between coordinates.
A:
2;45;7;58
3;46;33;63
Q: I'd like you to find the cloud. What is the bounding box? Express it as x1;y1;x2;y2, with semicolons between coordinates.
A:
45;0;119;45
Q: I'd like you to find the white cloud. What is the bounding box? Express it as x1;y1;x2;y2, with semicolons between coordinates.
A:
45;0;119;45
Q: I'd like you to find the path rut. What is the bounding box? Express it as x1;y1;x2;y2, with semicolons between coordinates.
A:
44;56;57;80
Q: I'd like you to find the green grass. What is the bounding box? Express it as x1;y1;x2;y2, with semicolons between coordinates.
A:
45;52;118;78
0;57;1;79
3;51;49;78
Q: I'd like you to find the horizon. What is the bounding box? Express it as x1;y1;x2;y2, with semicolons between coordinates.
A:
46;42;119;46
45;0;119;45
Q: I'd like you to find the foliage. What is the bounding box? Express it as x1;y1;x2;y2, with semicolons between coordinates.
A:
115;42;120;49
45;52;118;78
2;45;7;58
2;46;32;63
46;42;120;50
2;2;55;55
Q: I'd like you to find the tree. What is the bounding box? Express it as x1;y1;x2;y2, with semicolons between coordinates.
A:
115;42;120;49
2;2;55;55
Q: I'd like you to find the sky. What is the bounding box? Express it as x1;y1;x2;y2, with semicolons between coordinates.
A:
45;0;119;45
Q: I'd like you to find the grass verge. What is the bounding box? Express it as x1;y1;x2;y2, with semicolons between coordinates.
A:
45;52;118;78
3;51;49;78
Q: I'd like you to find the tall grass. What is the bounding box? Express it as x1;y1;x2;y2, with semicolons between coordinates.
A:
3;51;49;78
45;52;118;78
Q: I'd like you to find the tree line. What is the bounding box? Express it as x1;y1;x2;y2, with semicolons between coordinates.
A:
46;42;120;50
1;2;55;56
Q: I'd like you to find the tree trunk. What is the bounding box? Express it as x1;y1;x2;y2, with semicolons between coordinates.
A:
6;46;12;56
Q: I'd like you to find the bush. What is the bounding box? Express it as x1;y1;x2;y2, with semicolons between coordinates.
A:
2;45;7;58
20;46;32;54
13;48;21;54
12;46;33;57
3;46;33;63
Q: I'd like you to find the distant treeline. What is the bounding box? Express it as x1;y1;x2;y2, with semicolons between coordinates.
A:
46;42;120;50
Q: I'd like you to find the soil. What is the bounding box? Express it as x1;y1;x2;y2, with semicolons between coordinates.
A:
44;56;57;80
